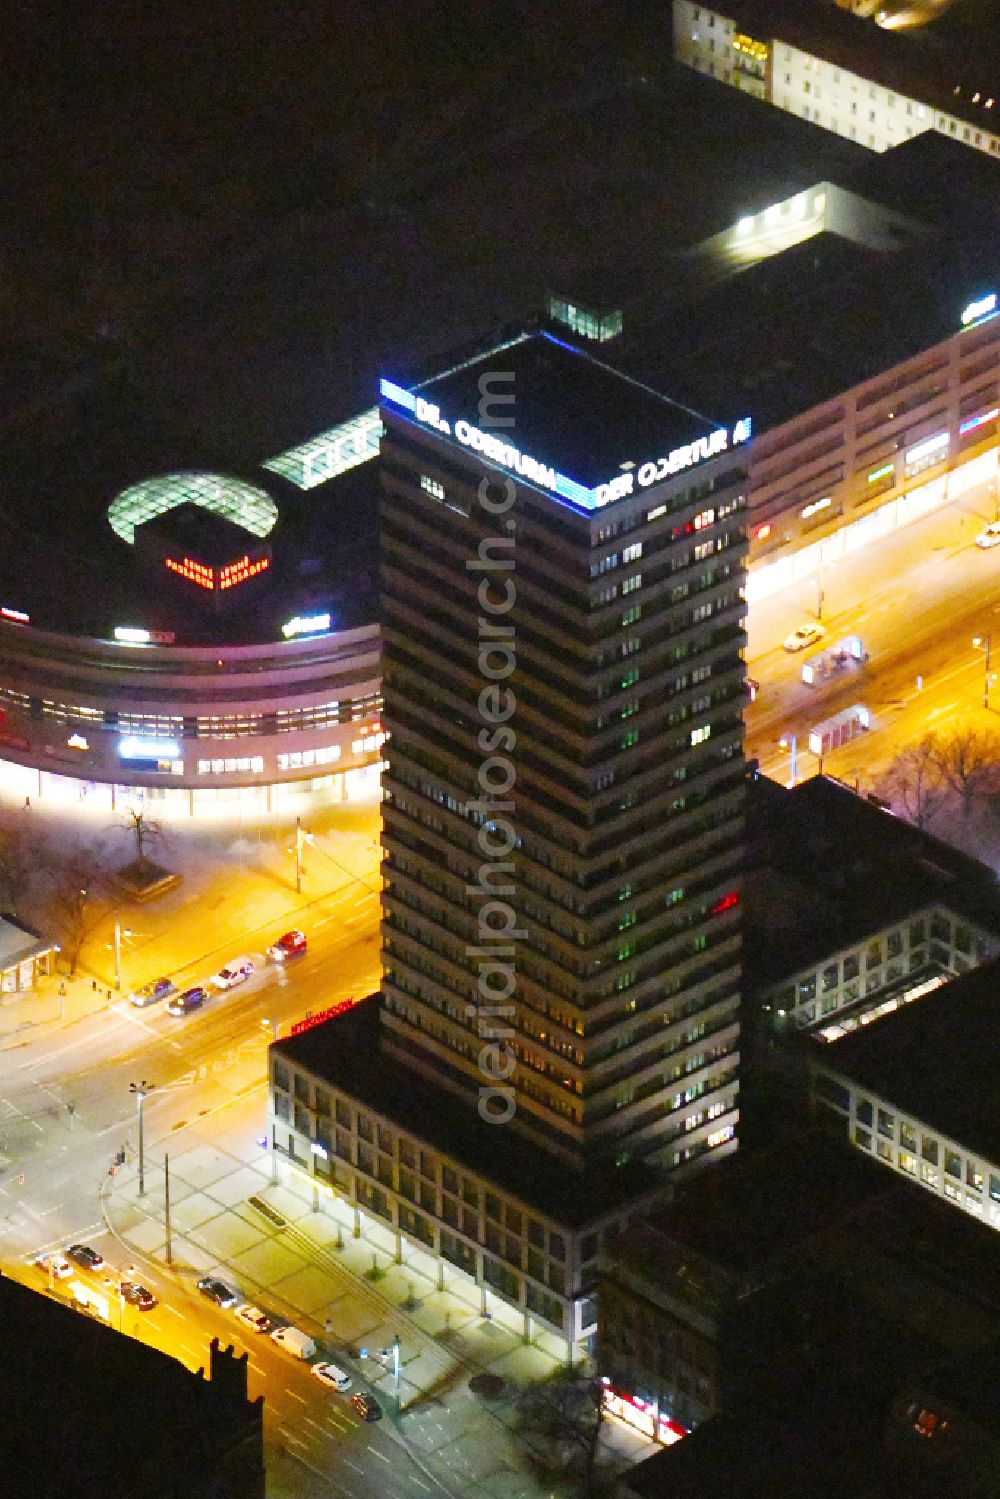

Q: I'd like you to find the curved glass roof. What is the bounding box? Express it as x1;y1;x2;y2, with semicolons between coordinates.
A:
107;472;279;545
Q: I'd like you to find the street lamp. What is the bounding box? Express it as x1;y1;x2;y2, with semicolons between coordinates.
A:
129;1080;154;1196
973;635;992;710
113;920;134;991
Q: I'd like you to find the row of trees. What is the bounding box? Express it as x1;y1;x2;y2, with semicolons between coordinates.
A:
0;806;164;975
876;727;1000;829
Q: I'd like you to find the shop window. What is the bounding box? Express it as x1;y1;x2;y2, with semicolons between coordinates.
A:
877;1108;895;1138
821;963;838;993
899;1121;916;1152
967;1163;984;1193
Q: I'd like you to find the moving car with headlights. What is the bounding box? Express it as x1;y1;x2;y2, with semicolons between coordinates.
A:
129;977;176;1008
167;986;209;1016
783;622;826;653
209;956;255;989
351;1393;383;1422
33;1252;72;1280
235;1304;272;1334
311;1361;353;1393
197;1276;239;1308
976;520;1000;549
121;1281;157;1310
266;930;307;963
67;1244;104;1270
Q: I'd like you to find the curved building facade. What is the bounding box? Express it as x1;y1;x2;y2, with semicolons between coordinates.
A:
0;615;382;811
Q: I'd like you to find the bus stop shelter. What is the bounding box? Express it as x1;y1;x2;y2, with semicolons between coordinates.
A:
0;914;57;994
809;703;871;759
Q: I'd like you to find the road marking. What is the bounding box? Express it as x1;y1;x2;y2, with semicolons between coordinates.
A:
285;1389;308;1405
300;1415;330;1436
368;1446;390;1462
162;1304;185;1320
278;1424;306;1448
409;1478;431;1492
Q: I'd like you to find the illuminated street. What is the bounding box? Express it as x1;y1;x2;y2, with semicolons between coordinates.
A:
747;473;1000;806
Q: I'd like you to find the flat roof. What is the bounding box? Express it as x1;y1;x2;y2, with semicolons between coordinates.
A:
383;330;748;503
273;995;664;1227
0;914;53;970
814;956;1000;1162
624;213;1000;433
718;0;1000;134
744;775;1000;989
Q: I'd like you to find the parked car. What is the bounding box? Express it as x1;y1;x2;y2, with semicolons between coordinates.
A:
311;1361;353;1393
783;622;826;653
121;1281;157;1310
67;1244;104;1270
235;1304;272;1334
129;977;176;1008
266;930;307;963
209;957;255;990
270;1325;317;1360
197;1277;239;1309
976;520;1000;549
351;1393;383;1422
167;986;209;1016
33;1252;72;1280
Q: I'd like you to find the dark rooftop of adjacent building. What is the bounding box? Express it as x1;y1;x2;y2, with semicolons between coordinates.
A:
0;1274;262;1499
814;955;1000;1163
273;994;663;1226
743;774;1000;989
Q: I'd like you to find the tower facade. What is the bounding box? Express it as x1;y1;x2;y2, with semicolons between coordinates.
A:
268;330;751;1351
379;332;747;1175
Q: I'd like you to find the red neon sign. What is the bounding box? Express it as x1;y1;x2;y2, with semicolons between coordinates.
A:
166;556;215;590
165;554;270;591
290;998;356;1037
710;891;740;916
219;554;270;590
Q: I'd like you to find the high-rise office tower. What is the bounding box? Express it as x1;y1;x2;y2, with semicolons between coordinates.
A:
269;329;749;1351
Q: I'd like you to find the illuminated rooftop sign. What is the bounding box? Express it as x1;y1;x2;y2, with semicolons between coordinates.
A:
959;407;1000;436
281;613;331;640
379;378;752;512
905;431;949;466
164;554;270;591
0;605;29;624
961;292;998;328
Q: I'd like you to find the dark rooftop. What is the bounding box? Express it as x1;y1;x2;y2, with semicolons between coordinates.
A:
0;1274;262;1499
814;955;1000;1163
408;329;731;490
273;994;664;1227
625;207;1000;433
743;775;1000;989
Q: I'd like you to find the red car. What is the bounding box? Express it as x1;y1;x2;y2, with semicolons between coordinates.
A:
267;930;307;963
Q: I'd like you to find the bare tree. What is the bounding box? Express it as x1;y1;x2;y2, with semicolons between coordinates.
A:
514;1368;613;1499
118;804;164;867
931;728;1000;817
42;846;109;975
878;736;950;829
0;810;46;910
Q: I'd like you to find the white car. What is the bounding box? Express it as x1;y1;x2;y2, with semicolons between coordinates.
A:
209;956;255;990
976;520;1000;549
311;1361;353;1393
235;1304;272;1334
34;1252;72;1280
783;622;826;653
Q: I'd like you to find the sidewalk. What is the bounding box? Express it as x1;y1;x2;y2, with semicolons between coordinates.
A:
103;1096;655;1499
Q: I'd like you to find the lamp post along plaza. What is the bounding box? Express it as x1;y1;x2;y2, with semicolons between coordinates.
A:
129;1081;154;1196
